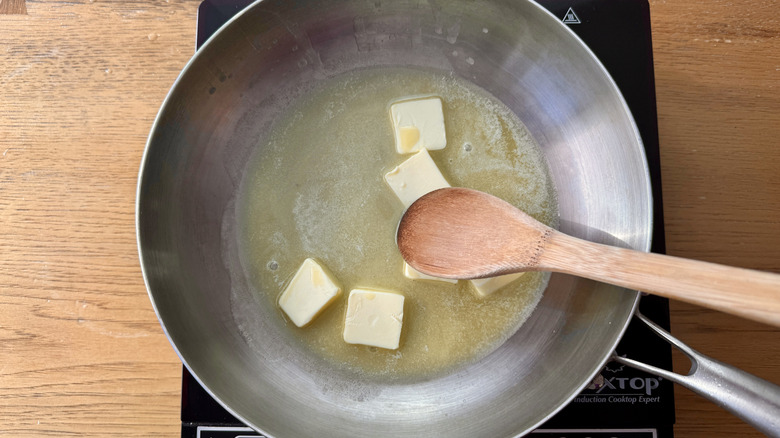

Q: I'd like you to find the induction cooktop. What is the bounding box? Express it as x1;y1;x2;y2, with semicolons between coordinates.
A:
183;1;675;437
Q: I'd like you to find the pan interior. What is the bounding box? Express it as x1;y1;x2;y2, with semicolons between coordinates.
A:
234;65;558;380
136;0;650;436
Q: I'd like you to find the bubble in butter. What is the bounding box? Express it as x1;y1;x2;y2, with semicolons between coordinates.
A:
237;67;558;380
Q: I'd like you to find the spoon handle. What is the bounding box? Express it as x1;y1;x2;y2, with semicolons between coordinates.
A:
537;230;780;327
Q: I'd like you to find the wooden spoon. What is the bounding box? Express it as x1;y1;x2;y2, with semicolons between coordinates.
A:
397;187;780;327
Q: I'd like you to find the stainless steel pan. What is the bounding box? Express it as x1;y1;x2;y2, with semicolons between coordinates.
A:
136;0;780;436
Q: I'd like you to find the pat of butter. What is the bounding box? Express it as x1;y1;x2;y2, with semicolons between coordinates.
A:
343;288;405;350
384;148;450;208
403;262;458;284
390;97;447;154
470;273;525;298
278;258;341;327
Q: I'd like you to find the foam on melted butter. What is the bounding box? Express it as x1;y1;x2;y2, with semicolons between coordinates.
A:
237;67;558;380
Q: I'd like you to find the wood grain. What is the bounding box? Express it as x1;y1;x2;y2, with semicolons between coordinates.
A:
542;231;780;327
0;0;26;15
0;0;198;435
397;188;552;279
0;0;778;437
649;0;780;436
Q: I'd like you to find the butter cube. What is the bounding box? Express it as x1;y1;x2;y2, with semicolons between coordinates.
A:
403;262;457;284
390;97;447;154
470;273;525;298
343;289;405;350
278;258;341;327
384;148;450;208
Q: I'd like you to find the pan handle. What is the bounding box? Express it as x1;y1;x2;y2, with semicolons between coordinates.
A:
613;312;780;437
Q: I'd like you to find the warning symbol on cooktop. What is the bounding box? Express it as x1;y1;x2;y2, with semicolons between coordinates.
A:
562;7;581;24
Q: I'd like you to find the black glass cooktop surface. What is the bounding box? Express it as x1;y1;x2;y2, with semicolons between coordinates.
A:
183;1;674;436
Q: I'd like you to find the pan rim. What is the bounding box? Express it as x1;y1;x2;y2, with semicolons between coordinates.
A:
135;0;652;436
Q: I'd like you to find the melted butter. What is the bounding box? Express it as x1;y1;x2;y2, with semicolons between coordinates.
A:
399;126;420;152
237;67;558;380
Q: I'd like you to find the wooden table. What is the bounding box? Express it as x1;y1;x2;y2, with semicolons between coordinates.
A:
1;0;778;436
